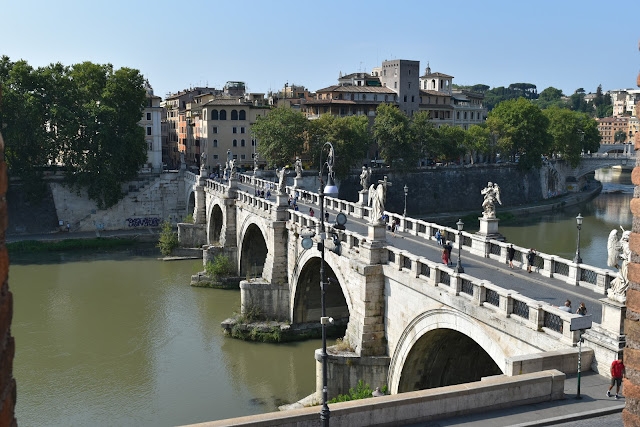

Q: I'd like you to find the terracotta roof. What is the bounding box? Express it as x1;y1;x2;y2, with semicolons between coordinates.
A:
420;72;454;79
316;85;396;94
419;90;451;97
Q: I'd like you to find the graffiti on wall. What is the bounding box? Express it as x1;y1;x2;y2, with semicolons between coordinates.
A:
126;217;161;227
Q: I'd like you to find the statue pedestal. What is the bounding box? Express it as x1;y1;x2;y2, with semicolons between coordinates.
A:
294;177;303;188
359;223;387;264
367;222;386;241
358;190;368;206
600;297;626;335
477;216;504;241
228;177;238;190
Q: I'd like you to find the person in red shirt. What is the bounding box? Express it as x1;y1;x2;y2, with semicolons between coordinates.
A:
607;357;626;399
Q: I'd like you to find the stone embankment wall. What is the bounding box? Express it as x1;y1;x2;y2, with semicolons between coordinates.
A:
50;171;185;232
336;164;544;215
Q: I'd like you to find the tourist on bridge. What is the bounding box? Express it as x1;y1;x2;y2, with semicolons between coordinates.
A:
607;357;626;399
576;302;587;315
435;230;442;246
526;249;536;273
442;247;449;265
445;241;453;266
324;212;329;222
309;208;314;217
266;190;271;199
507;244;516;269
558;300;572;313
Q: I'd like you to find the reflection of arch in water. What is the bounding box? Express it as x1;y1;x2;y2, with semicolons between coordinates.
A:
389;309;504;394
292;256;350;333
239;222;267;278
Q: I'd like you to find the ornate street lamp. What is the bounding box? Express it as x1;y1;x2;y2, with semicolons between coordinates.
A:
455;219;464;273
403;185;408;217
574;213;583;264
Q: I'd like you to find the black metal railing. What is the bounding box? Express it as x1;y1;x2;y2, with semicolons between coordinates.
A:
463;235;472;247
420;263;430;277
486;289;500;306
439;271;450;286
554;262;569;277
490;243;501;256
403;256;412;270
543;312;563;333
512;300;530;319
461;279;474;296
388;251;395;263
580;268;597;284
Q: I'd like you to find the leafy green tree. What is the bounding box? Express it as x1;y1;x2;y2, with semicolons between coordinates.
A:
410;111;439;160
614;130;628;143
569;88;590;113
544;107;600;167
251;106;308;167
437;125;465;162
486;97;552;169
464;124;493;163
534;87;567;110
307;114;371;177
372;103;414;168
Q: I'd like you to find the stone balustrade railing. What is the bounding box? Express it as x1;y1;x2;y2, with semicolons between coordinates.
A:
385;245;584;345
185;170;198;184
236;188;276;215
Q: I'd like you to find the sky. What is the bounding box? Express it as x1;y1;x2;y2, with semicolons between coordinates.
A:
2;0;638;100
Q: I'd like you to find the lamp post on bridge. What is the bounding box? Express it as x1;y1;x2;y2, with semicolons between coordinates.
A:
573;213;583;264
403;185;408;217
455;219;464;273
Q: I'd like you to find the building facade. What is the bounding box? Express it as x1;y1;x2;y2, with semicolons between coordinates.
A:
597;116;630;144
140;82;163;172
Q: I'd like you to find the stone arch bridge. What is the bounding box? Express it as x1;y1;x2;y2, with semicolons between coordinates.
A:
177;169;626;399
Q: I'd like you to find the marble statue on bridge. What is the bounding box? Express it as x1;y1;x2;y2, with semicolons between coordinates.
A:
607;227;631;302
481;182;502;219
360;166;372;191
294;157;303;179
277;167;288;194
253;152;259;173
368;176;391;224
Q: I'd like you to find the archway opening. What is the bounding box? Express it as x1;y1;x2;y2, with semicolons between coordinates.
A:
187;191;195;219
398;328;501;393
293;258;349;337
209;205;223;244
240;224;267;278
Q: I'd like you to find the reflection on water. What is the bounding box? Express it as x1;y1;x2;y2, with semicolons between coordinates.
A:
12;249;321;426
500;168;633;269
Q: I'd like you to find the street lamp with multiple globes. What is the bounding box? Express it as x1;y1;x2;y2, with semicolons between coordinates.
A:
574;213;583;264
455;219;464;273
403;185;408;217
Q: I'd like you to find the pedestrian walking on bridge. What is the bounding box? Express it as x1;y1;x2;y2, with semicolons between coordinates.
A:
507;244;516;269
527;249;536;273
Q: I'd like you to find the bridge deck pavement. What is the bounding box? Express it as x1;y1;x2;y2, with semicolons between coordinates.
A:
404;372;623;426
237;182;607;323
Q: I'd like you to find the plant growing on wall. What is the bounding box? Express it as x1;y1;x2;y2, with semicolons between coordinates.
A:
157;220;178;256
205;254;234;281
328;380;388;403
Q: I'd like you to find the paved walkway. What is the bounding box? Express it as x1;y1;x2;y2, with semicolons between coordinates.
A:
406;372;624;426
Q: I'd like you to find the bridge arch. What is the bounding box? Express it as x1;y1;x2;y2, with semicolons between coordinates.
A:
238;216;269;278
388;309;506;394
290;251;352;329
186;189;195;218
207;203;223;244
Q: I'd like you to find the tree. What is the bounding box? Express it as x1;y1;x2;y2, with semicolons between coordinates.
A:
372;103;413;168
436;125;465;162
410;111;439;160
307;114;371;177
614;130;627;143
569;89;590;113
486;97;552;169
464;124;493;164
535;86;567;110
544;107;600;167
251;106;307;167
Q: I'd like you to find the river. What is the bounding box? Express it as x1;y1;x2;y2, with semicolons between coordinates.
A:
10;168;633;426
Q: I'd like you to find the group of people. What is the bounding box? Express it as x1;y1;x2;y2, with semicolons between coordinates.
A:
505;245;538;273
556;299;588;316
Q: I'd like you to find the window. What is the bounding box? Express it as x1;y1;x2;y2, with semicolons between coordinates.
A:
363;94;367;101
394;81;398;89
241;154;246;159
411;96;414;102
351;94;355;101
233;139;237;147
233;155;238;160
385;95;388;102
408;82;411;89
233;127;237;134
231;110;238;120
146;127;152;136
146;112;151;120
403;96;407;102
239;110;246;120
219;110;227;120
374;95;378;101
203;110;207;121
251;139;256;146
241;139;245;147
148;142;153;150
212;126;218;134
212;110;219;120
213;139;218;147
213;154;218;159
240;127;245;134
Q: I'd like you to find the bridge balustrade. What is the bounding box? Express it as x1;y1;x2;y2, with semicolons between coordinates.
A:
185;171;198;184
235;189;275;215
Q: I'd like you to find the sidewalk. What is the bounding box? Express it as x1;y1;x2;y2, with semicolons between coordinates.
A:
406;372;624;426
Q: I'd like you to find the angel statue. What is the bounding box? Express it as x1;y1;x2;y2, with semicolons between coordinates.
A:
277;166;288;194
607;226;631;302
200;152;207;172
229;158;237;179
294;157;303;179
359;166;372;191
368;176;392;224
481;182;502;219
253;152;259;173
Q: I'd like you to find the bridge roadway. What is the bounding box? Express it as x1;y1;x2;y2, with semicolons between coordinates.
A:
237;180;607;323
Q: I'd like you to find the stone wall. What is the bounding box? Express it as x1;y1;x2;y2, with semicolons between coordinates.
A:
50;171;185;232
623;39;640;425
332;164;544;215
0;132;17;427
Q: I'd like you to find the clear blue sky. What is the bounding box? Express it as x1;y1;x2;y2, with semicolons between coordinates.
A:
2;0;638;100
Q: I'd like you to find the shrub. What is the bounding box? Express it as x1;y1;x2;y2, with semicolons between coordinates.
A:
205;254;234;281
184;213;194;223
328;380;388;403
157;220;178;256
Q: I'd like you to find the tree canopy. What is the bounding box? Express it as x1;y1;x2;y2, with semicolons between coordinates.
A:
0;57;148;207
544;107;600;167
251;106;308;167
372;103;414;168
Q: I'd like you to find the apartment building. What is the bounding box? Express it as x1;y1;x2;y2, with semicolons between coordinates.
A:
609;89;640;116
597;116;629;144
139;81;163;172
377;60;421;116
301;83;397;120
